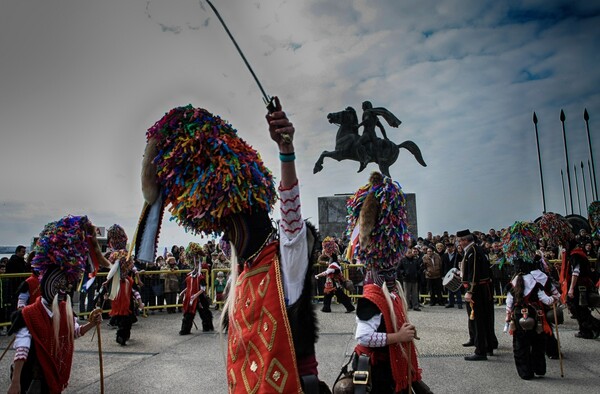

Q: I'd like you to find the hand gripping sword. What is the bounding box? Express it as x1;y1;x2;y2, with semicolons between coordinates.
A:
205;0;291;143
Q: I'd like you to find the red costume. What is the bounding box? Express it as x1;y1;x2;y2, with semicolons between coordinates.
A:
227;242;302;393
355;284;421;393
22;298;74;394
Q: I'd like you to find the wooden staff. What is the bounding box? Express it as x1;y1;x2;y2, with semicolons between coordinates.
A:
91;308;105;394
0;335;16;362
552;303;564;377
407;341;413;394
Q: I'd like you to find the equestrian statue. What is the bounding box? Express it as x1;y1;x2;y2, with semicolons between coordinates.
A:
313;101;427;177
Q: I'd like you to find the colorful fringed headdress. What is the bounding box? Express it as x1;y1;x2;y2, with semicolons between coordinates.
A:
588;201;600;237
345;172;411;271
501;221;539;264
536;212;573;247
186;242;205;264
321;236;340;257
145;105;277;236
32;215;92;282
107;224;128;250
134;105;277;263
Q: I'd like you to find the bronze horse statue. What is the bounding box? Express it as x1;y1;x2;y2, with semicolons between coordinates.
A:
313;106;427;177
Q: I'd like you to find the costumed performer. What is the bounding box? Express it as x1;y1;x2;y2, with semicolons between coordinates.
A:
503;221;558;380
349;172;430;394
458;229;498;360
563;239;600;339
132;97;329;393
179;242;213;334
96;250;144;346
314;237;355;313
7;215;108;394
539;212;600;339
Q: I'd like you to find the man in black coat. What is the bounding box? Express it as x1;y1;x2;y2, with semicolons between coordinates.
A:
6;245;27;318
458;230;498;361
397;248;422;311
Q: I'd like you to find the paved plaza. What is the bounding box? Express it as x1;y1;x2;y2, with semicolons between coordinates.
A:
1;302;599;393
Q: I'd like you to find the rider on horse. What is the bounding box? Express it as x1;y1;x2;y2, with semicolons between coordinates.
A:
356;101;402;172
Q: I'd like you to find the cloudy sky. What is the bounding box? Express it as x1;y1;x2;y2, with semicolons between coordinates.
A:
1;0;599;250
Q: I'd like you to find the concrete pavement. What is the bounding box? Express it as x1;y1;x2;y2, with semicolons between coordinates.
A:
1;302;599;393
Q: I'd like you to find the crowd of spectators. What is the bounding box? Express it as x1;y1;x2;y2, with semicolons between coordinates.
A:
315;227;600;309
2;227;598;326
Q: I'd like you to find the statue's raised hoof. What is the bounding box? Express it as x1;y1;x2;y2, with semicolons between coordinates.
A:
357;162;368;173
313;163;323;174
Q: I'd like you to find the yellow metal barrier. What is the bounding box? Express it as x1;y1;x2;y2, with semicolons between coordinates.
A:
1;256;596;326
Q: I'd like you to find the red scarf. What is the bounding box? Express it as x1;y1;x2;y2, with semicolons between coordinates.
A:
182;274;201;314
357;284;421;392
110;276;133;316
22;298;74;394
25;275;41;304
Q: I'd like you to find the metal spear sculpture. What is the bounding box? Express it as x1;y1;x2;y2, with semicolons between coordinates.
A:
560;110;573;214
574;164;581;215
589;160;596;201
533;112;547;212
205;0;290;143
584;109;597;199
581;162;589;209
561;170;568;216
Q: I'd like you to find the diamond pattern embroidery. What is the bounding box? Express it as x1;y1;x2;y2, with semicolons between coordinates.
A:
241;342;264;394
257;272;271;298
240;280;256;330
266;358;289;393
258;306;278;351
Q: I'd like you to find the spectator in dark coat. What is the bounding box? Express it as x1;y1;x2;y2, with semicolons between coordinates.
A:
397;248;422;311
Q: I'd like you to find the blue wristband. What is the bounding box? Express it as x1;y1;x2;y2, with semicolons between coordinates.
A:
279;152;295;162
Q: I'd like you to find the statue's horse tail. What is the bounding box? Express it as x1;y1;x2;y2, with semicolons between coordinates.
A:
398;140;427;167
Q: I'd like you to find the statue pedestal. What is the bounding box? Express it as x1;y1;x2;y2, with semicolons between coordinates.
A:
317;193;418;239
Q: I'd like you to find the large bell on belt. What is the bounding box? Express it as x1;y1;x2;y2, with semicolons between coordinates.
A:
519;315;535;330
588;292;600;308
519;308;535;330
546;307;564;325
332;376;354;394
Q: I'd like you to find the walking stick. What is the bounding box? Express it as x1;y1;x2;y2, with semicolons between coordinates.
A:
92;308;105;394
552;303;564;377
407;341;413;394
0;335;16;362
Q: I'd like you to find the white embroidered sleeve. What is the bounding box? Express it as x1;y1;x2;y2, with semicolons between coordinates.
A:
13;327;31;361
355;314;388;347
278;181;308;306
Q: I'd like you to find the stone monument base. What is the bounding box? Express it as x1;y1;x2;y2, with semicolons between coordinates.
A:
318;193;417;239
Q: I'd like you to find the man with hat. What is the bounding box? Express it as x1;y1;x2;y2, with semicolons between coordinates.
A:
7;215;108;393
458;229;497;360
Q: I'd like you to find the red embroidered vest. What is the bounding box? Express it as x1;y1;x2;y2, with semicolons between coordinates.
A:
22;298;74;394
227;242;302;393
